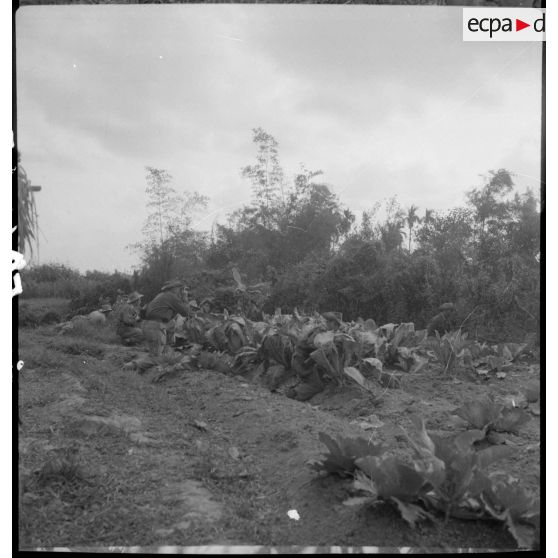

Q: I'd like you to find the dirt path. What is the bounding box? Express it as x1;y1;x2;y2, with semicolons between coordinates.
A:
18;326;539;550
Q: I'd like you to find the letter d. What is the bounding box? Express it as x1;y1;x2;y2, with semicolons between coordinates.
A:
534;13;545;33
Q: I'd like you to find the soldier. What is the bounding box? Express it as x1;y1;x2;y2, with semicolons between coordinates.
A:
143;279;193;355
56;303;111;333
287;311;342;402
109;289;128;323
426;302;457;337
86;304;113;325
116;291;144;346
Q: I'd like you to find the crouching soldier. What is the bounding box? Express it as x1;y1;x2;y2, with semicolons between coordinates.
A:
116;291;145;346
143;279;192;356
286;312;342;402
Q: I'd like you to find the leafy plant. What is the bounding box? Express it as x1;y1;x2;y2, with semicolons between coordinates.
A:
428;329;470;375
181;316;208;345
359;357;402;389
455;398;503;430
403;418;514;522
480;474;540;549
524;380;540;403
259;333;294;369
308;432;385;477
309;332;373;391
455;398;531;436
492;407;531;435
330;415;537;547
206;317;249;354
348;459;435;528
348;327;386;361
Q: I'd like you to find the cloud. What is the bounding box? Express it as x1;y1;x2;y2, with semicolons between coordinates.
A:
15;4;541;272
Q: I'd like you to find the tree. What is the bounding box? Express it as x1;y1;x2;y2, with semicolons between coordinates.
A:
17;154;39;255
143;167;177;245
140;166;208;246
134;167;209;294
241;128;285;228
405;204;421;253
209;135;354;281
377;197;405;252
466;169;514;263
423;208;435;225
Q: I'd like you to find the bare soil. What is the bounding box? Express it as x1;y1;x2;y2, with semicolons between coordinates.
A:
17;304;540;551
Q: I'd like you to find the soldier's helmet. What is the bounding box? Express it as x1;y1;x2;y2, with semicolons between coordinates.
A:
127;291;144;305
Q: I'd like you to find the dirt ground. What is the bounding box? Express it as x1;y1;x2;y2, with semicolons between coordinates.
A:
17;303;540;551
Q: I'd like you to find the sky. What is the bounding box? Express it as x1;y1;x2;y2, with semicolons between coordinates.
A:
15;4;542;273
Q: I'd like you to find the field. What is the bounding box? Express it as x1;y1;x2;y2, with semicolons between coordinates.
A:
18;300;540;551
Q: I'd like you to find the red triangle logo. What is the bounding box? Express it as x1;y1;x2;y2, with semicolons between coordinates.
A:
516;19;530;32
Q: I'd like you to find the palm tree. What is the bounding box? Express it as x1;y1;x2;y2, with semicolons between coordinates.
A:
405;205;421;252
423;208;435;225
17;155;40;255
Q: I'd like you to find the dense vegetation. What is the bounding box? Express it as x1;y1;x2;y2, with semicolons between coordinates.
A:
20;128;539;343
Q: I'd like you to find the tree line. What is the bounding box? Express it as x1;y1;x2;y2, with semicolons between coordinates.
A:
20;128;540;343
131;128;540;343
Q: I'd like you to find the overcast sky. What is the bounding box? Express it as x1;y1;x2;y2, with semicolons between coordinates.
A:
15;4;542;273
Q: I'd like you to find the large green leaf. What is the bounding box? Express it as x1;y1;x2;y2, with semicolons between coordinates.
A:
355;455;427;501
343;366;374;392
349;330;379;359
492;407;531;434
500;342;527;361
311;432;385;477
524;381;540;403
481;475;538;523
261;334;293;368
391;498;436;529
409;355;428;374
309;347;338;378
360;357;383;372
312;331;335;348
455;399;503;430
379;323;397;340
363;318;378;331
475;445;515;469
335;333;357;367
391;323;415;348
452;429;487;452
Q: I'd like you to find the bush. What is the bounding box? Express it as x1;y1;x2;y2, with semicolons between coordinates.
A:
20;263;132;315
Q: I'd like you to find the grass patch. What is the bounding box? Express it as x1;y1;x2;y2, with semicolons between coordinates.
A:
20;345;70;371
64;320;121;345
18;298;71;327
36;454;88;488
47;337;106;358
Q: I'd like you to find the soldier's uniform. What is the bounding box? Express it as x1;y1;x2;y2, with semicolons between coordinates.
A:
116;304;144;346
85;304;112;325
143;280;192;355
110;293;128;323
116;291;144;346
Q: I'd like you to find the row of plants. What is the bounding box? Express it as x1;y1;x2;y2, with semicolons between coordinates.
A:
172;307;534;394
121;301;540;550
309;411;539;550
